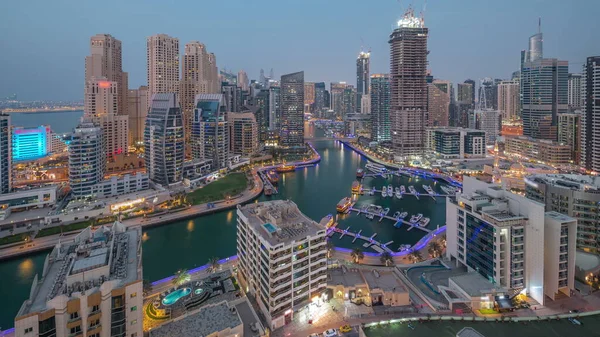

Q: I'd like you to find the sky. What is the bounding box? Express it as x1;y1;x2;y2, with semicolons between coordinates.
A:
0;0;598;101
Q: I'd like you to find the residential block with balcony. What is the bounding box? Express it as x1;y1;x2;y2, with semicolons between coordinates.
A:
236;200;327;330
446;176;577;305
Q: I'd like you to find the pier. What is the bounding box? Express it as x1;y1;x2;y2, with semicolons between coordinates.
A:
348;206;432;233
328;227;394;254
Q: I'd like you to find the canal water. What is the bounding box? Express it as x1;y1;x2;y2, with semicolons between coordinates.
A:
0;135;447;329
8;110;83;134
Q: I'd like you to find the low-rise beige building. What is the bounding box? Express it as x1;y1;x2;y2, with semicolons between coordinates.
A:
504;136;573;166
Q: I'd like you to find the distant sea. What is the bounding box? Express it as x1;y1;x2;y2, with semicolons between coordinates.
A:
8;110;83;134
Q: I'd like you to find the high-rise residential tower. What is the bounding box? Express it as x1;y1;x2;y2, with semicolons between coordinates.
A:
127;86;149;146
370;74;391;142
521;58;568;140
144;93;184;186
279;71;304;148
85;34;128;116
83;78;129;158
427;80;451;127
357;51;370;112
462;79;476;106
314;82;326;116
181;41;219;143
237;70;249;92
147;34;180;107
389;8;428;159
558;113;581;164
227;112;258;157
568;73;583;111
69;122;105;197
0;114;11;194
194;94;229;168
329;82;347;117
498;80;520;121
582;56;600;172
304;82;315;114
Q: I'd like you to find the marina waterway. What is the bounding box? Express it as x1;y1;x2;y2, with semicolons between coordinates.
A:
0;138;449;329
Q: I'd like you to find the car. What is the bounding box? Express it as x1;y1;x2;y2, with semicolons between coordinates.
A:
570;309;580;314
308;334;320;337
339;325;352;333
323;329;337;337
568;317;582;325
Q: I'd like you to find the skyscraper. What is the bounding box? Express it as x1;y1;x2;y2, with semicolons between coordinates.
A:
237;70;249;92
457;82;474;105
356;51;370;112
568;73;583;111
528;19;543;62
462;79;476;106
314;82;326;116
304;82;315;113
389;8;428;159
329;82;347;117
521;58;568;140
370;74;391;142
144;93;184;186
279;71;304;148
268;85;281;130
181;41;219;143
342;85;357;116
83;77;129;158
127;86;149;146
427;80;451;127
581;56;600;172
85;34;128;116
147;34;180;107
194;94;229;168
0;114;11;194
69;122;105;197
477;78;499;110
221;82;242;112
558;113;581;164
498;80;520;121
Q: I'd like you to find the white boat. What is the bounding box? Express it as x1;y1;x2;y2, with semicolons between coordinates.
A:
382;208;390;216
409;186;417;194
387;185;393;194
382;189;387;197
393;211;401;218
395;187;400;195
398;244;412;252
399;211;408;219
418;218;430;227
441;185;457;195
365;162;387;174
400;185;406;194
422;185;435;195
366;213;374;220
395;190;402;199
409;213;423;223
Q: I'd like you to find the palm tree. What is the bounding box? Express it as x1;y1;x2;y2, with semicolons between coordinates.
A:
208;257;220;273
440;234;447;248
142;279;152;296
428;241;442;258
380;252;394;267
408;250;423;264
326;240;335;258
172;269;190;287
350;248;364;264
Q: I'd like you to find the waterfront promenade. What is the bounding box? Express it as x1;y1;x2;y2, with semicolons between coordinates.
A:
0;143;322;261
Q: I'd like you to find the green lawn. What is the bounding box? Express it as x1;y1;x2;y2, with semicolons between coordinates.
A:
0;231;33;246
36;220;94;238
187;173;249;205
479;308;499;315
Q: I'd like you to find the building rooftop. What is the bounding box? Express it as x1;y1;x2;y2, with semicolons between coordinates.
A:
149;301;242;337
449;272;504;297
526;174;600;193
237;200;326;246
362;269;407;293
328;267;366;288
18;222;141;316
545;211;575;223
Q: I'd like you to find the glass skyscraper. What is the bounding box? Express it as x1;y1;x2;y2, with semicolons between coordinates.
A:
144;93;185;186
279;71;304;148
370;74;391;142
193;94;229;169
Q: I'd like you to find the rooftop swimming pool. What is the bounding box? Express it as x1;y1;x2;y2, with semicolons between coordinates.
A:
162;288;191;306
263;223;277;233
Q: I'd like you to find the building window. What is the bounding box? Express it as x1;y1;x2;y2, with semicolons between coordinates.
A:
70;311;79;320
131;333;138;337
131;320;137;325
130;292;137;298
24;327;33;334
70;325;82;334
131;306;137;312
91;304;100;313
